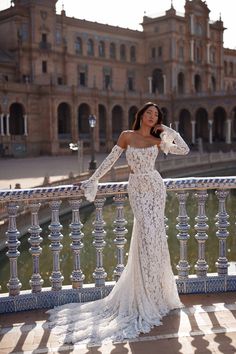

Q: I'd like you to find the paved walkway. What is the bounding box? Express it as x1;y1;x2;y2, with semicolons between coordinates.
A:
0;152;127;190
0;292;235;353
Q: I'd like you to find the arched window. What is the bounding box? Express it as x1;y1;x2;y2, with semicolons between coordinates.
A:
130;46;136;62
179;109;191;143
177;72;185;94
194;74;202;93
75;37;82;54
211;76;216;92
195;108;208;142
87;38;94;56
9;103;25;135
213;107;226;142
78;103;90;143
57;102;71;139
152;68;164;94
98;41;105;57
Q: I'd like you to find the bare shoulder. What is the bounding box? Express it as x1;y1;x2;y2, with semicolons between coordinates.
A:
117;130;132;149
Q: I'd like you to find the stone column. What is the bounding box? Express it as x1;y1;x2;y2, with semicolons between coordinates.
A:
174;120;179;132
191;120;196;144
23;114;28;136
148;76;152;94
208;120;213;144
163;74;166;94
226;119;232;144
6;114;10;136
207;43;210;64
207;20;210;38
0;114;4;135
190;39;194;61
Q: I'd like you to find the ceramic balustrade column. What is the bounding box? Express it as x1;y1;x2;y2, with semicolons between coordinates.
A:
215;190;230;275
92;197;107;287
194;190;209;277
176;191;190;279
28;202;44;292
113;194;128;281
6;202;22;295
48;200;64;290
69;199;85;288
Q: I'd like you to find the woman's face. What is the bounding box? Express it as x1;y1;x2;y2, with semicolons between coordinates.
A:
141;106;159;128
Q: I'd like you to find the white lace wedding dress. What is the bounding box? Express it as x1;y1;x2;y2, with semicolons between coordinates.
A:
47;126;189;345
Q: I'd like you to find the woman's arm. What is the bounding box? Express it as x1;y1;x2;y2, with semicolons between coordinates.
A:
81;133;126;201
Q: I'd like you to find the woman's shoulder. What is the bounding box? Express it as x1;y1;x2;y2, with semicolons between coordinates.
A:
117;130;134;149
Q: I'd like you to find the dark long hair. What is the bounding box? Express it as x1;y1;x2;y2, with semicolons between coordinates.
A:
132;102;163;138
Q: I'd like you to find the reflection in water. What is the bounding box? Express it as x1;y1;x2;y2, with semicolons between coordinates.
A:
0;190;236;292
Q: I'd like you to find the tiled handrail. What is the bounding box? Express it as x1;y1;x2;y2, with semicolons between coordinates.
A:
1;176;236;202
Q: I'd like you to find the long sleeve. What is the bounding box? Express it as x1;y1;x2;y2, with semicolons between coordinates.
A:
81;145;124;202
160;125;190;155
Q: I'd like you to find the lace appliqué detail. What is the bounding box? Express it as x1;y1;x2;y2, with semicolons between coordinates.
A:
81;145;124;201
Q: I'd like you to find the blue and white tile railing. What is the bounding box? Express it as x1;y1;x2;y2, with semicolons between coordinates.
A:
0;176;236;313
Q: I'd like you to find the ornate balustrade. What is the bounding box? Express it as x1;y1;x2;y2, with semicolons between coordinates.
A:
0;176;236;313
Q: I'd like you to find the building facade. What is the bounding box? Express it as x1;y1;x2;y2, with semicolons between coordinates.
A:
0;0;236;157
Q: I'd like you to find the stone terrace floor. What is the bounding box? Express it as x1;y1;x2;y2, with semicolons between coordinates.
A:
0;292;236;354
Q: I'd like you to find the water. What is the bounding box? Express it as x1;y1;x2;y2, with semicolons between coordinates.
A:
0;189;236;292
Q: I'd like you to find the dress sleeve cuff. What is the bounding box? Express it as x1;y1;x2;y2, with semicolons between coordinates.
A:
80;179;98;202
160;130;178;155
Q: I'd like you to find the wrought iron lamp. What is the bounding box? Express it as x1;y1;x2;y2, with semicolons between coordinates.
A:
88;114;97;171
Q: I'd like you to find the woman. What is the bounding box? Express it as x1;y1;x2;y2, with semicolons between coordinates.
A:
47;102;190;345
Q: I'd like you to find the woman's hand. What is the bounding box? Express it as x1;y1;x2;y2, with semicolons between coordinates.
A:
153;124;164;134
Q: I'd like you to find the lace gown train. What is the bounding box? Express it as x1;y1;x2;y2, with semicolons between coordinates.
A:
47;126;190;345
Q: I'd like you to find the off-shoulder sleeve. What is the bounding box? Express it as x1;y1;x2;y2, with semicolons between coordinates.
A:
81;145;124;202
160;125;190;155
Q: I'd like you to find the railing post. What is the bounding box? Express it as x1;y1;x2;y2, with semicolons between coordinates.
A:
215;189;230;275
48;200;64;290
176;191;190;279
28;202;44;292
6;202;22;295
69;199;85;288
92;197;107;287
194;190;209;277
113;194;128;281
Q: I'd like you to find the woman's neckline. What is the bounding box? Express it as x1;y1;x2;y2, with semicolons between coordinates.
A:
127;144;158;150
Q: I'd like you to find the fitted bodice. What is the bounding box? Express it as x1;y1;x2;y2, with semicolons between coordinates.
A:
126;144;159;174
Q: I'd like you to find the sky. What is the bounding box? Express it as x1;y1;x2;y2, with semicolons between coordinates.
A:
0;0;235;49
